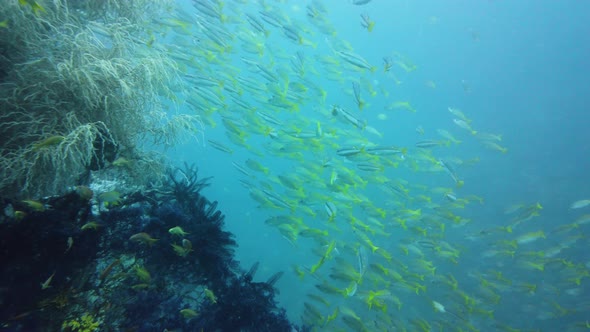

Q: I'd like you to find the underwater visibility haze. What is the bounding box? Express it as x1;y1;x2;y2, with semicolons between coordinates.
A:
0;0;589;331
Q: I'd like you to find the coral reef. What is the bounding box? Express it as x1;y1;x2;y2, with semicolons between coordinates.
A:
0;164;299;331
0;0;201;198
195;262;293;331
0;1;299;330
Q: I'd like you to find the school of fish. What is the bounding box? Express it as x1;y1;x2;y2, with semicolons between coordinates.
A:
144;1;590;331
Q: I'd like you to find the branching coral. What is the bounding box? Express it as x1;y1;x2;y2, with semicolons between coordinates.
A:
0;0;202;198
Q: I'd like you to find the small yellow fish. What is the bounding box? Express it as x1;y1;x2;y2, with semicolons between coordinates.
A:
99;190;122;207
386;101;416;113
344;282;358;297
433;300;447;313
204;288;217;303
32;135;64;150
129;232;158;246
383;57;393;72
171;239;192;257
168;226;189;237
40;271;56;290
360;13;375;32
112;157;132;167
476;132;503;142
81;221;100;231
570;199;590;209
134;265;151;283
65;237;73;253
453;118;477;135
325;202;337;222
482;141;508;154
180;308;199;319
207;139;234;154
21;199;45;212
19;0;46;15
329;170;338;185
326;307;339;323
448;107;469;121
516;230;546;245
14;210;27;221
245;159;270;174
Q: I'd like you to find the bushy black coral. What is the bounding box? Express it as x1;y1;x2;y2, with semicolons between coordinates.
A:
122;290;182;332
27;163;299;331
193;263;294;332
154;164;238;281
159;162;213;211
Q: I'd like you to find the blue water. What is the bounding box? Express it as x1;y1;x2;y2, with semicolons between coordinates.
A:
169;0;590;330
